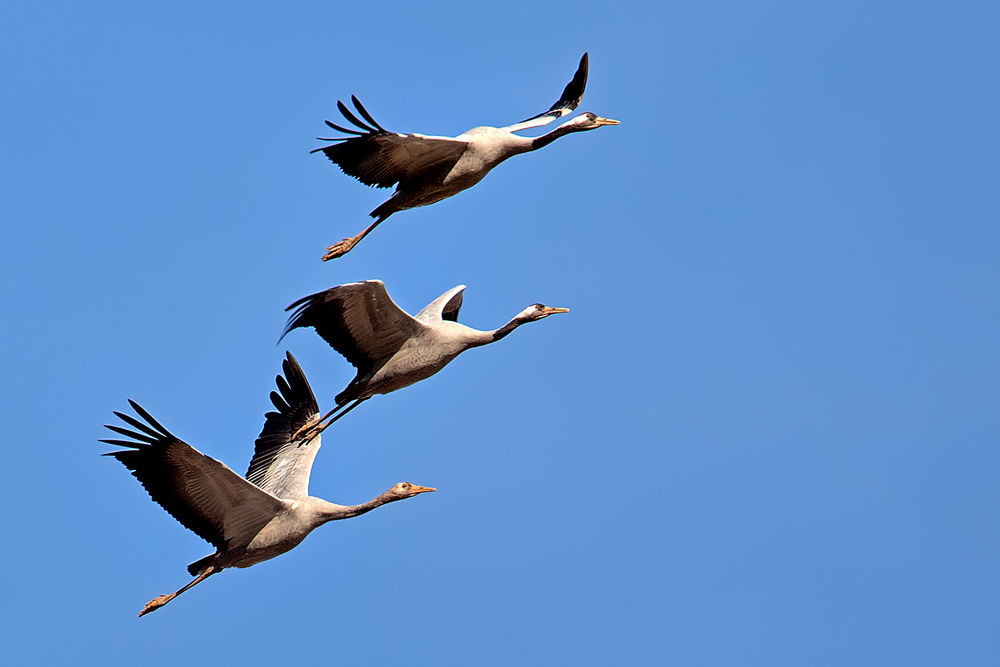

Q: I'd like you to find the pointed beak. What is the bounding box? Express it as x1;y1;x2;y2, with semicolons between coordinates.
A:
410;485;437;495
541;307;570;316
594;116;620;126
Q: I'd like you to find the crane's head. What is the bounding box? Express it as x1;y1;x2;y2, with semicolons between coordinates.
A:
491;303;570;342
385;482;437;501
520;303;571;322
566;112;619;131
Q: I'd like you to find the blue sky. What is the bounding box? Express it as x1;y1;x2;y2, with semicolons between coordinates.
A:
2;1;999;664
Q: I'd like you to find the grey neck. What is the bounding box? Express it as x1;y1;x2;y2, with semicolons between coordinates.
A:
321;492;393;522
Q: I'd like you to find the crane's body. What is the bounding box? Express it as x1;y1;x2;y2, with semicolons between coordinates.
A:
102;353;434;616
359;320;488;397
314;53;618;259
281;281;569;433
368;127;530;215
197;496;381;572
397;127;531;197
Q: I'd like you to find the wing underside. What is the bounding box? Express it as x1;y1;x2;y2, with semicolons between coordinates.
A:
314;96;467;189
102;401;285;551
245;353;323;499
282;281;426;383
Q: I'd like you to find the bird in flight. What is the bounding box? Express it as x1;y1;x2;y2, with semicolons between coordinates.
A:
314;53;619;260
281;280;569;433
102;352;435;617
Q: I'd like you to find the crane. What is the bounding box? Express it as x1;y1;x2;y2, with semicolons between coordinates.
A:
280;280;568;434
102;352;435;616
314;53;618;260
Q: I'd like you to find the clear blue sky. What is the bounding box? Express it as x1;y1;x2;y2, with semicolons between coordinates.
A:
2;1;999;665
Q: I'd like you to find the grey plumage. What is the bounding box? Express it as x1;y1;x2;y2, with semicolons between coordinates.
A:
103;352;435;617
313;53;619;259
280;280;569;431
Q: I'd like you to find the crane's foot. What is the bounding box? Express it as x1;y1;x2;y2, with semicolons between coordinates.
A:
138;594;172;617
291;416;322;442
322;238;357;261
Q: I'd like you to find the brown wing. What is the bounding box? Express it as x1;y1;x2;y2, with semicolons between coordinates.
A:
281;280;426;381
102;401;286;551
313;96;468;188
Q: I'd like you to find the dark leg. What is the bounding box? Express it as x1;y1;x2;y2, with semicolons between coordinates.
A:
139;565;218;617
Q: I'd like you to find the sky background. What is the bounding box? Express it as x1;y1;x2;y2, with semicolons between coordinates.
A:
2;1;999;664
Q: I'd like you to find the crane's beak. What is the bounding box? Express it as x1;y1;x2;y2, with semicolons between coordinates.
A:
541;307;570;316
410;485;437;495
594;116;620;126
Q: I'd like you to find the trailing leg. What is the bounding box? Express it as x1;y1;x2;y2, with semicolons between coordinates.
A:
322;217;387;261
138;565;218;617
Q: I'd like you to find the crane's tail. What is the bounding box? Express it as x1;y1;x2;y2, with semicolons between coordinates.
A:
369;199;397;222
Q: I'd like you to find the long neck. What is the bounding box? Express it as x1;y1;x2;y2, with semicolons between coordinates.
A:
318;492;394;523
530;123;583;151
489;315;530;343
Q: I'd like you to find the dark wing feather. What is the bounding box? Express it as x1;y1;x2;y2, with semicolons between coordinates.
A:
351;95;387;132
441;290;464;322
337;99;378;133
312;98;468;189
503;53;590;133
518;53;589;124
244;353;322;499
324;120;367;136
281;281;426;391
548;52;589;113
102;401;285;551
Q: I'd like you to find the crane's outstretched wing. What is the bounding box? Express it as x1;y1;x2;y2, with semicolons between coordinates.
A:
415;285;466;324
244;353;322;499
281;281;426;384
441;291;464;322
313;95;468;189
102;401;286;551
500;53;590;133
